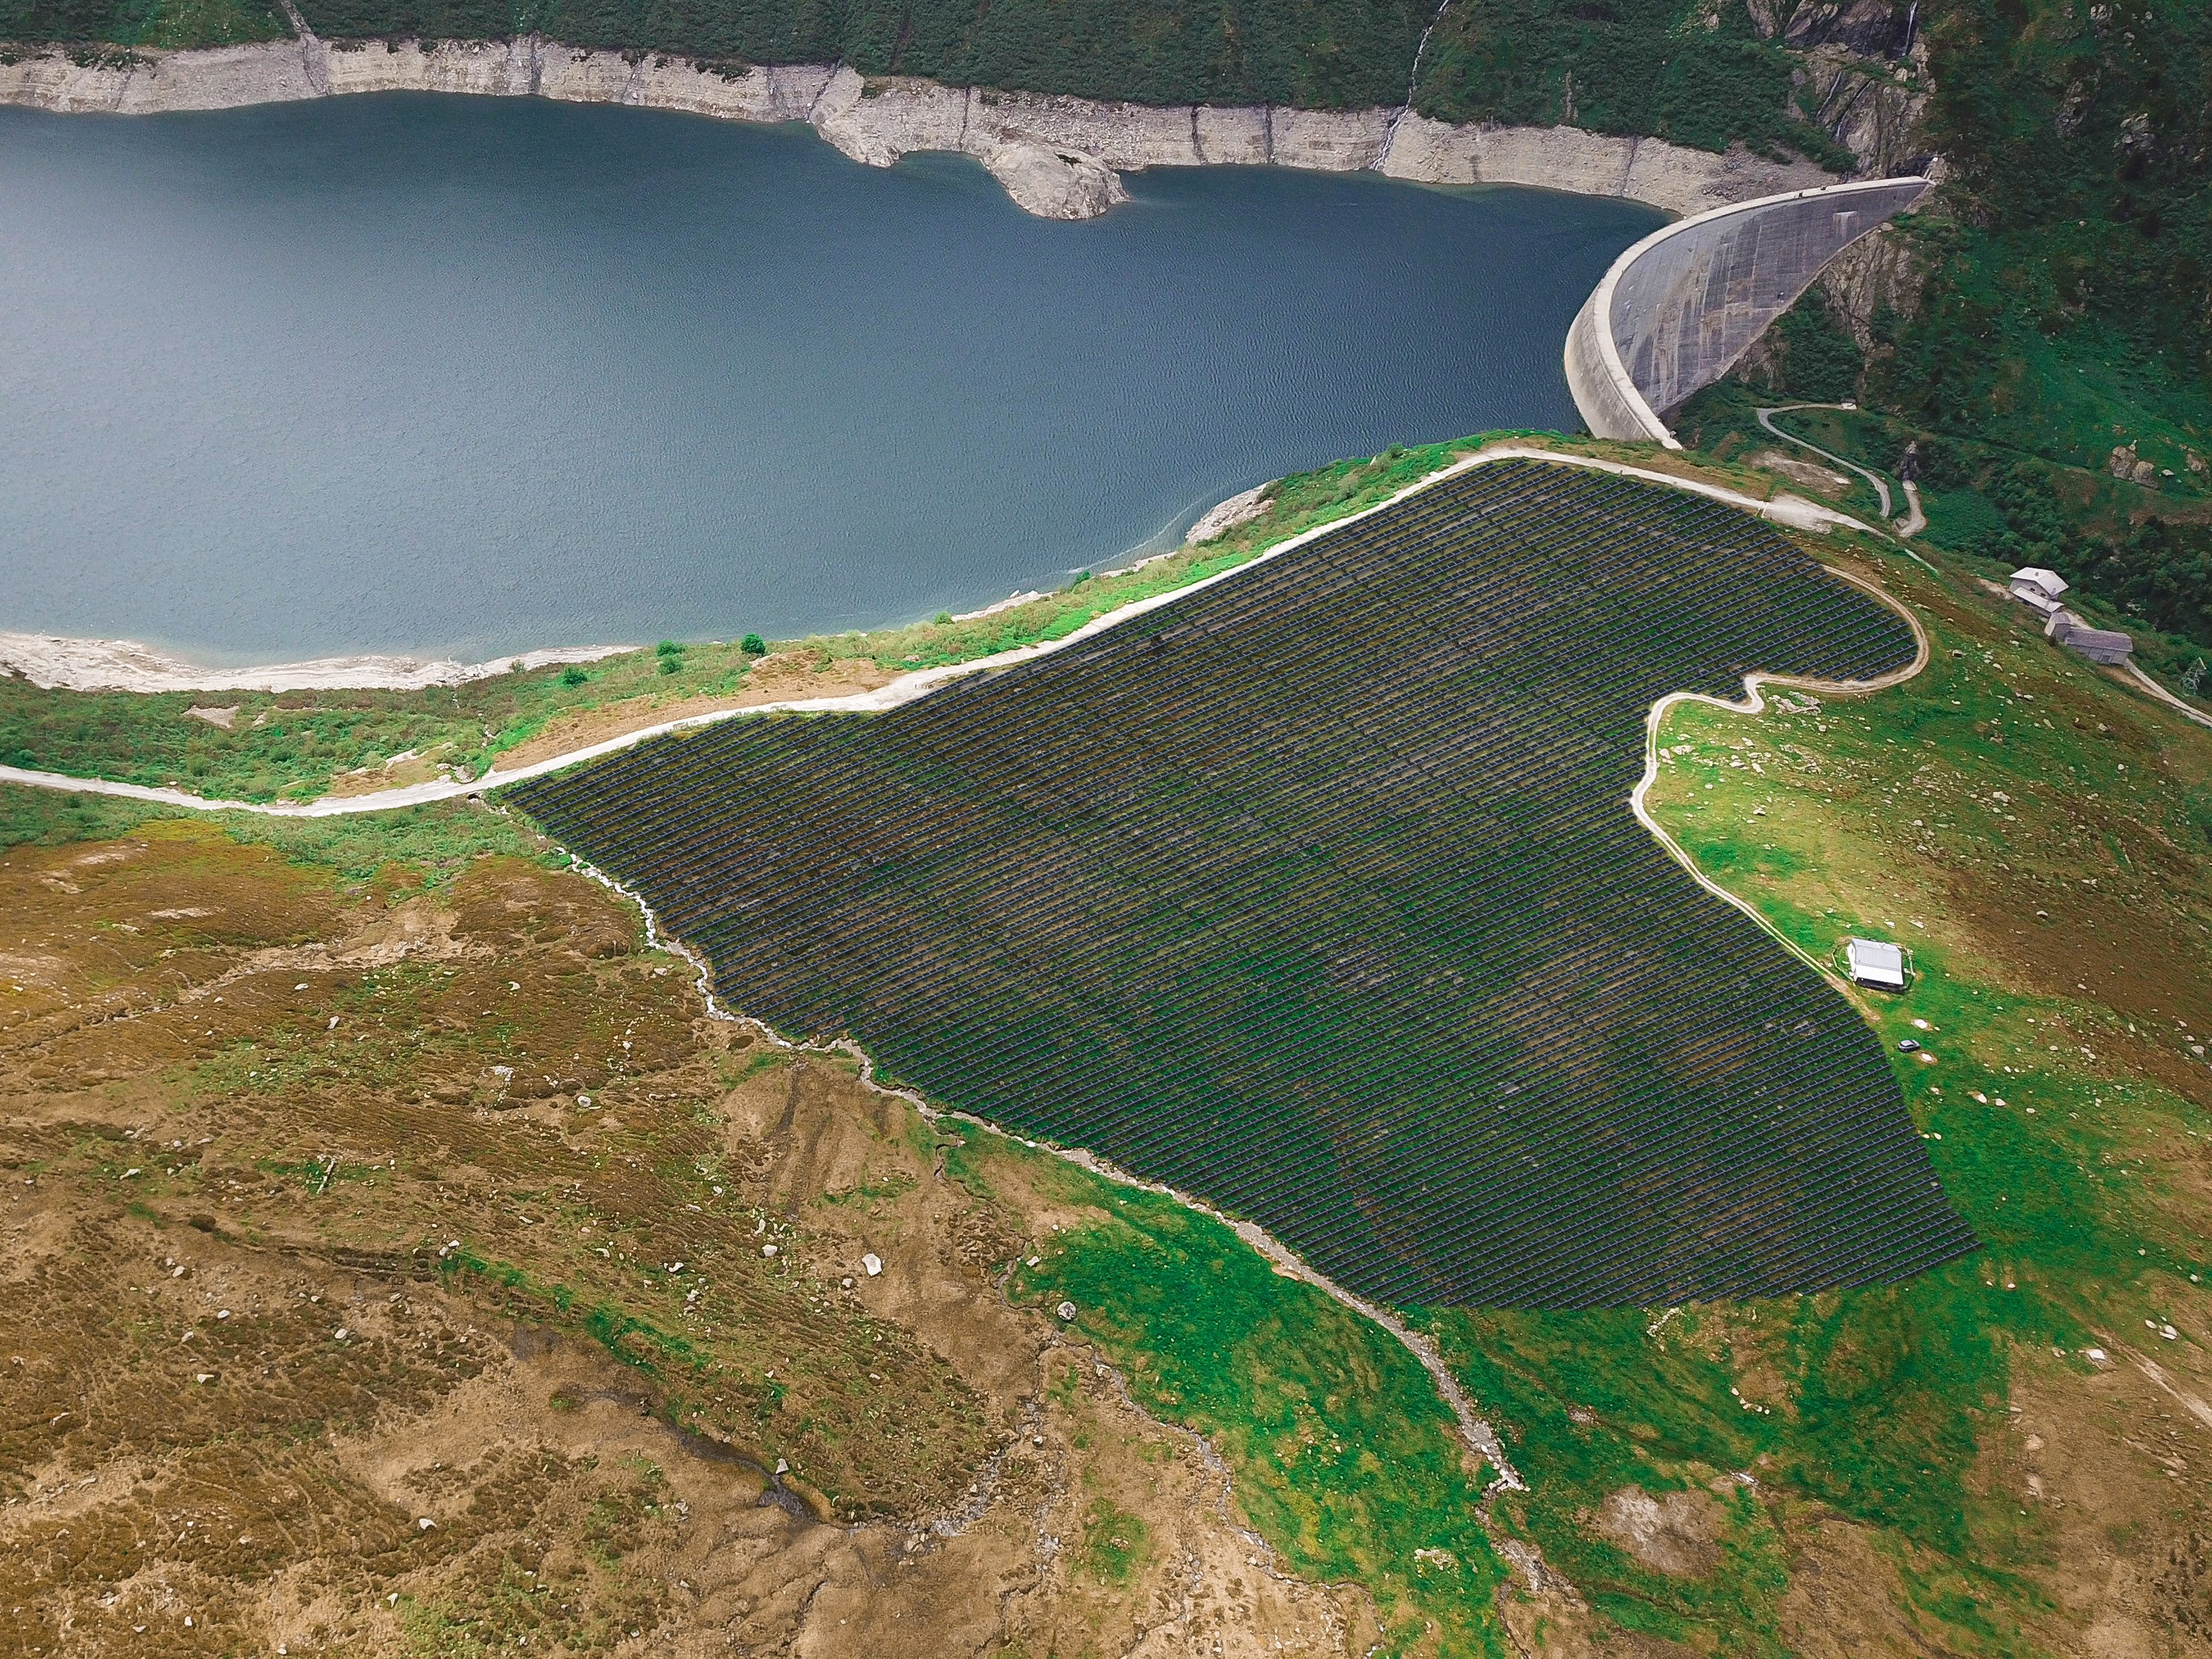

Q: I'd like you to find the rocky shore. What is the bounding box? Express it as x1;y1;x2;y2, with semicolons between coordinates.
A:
0;630;630;694
0;37;1843;220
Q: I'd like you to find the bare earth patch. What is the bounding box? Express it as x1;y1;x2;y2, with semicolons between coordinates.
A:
0;827;1374;1657
1592;1486;1724;1577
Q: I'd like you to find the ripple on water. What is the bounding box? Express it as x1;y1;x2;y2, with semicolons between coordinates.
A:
0;94;1661;664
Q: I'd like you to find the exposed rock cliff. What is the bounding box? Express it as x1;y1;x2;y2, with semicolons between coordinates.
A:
0;38;1851;222
1749;0;1938;178
1818;220;1926;348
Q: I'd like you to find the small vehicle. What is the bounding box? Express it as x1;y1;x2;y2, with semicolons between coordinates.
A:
1896;1038;1922;1053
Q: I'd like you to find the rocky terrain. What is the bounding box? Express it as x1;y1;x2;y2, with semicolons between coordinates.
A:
0;39;1846;220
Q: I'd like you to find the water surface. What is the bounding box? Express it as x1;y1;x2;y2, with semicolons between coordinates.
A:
0;94;1660;663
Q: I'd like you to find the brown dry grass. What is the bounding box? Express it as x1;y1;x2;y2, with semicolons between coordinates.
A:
0;827;1371;1658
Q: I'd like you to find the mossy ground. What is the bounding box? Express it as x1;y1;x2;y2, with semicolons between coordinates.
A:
1420;527;2212;1655
983;1136;1512;1655
7;448;2212;1654
0;639;768;805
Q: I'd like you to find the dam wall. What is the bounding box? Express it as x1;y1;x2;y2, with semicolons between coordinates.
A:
1564;176;1930;446
0;38;1841;221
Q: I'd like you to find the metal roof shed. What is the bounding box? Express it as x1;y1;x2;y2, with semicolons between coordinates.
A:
1845;937;1909;991
2047;612;2135;665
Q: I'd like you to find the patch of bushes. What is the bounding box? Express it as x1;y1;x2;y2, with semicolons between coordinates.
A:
1413;0;1855;164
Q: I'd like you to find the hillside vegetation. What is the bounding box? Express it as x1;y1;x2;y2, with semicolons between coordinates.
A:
1716;0;2211;662
4;496;2211;1652
4;0;1893;169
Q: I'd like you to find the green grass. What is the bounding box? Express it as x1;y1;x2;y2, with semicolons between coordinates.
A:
1074;1494;1152;1585
0;780;159;849
0;640;767;804
0;782;557;891
969;1133;1510;1658
1420;535;2211;1655
0;433;1550;808
1680;378;2212;686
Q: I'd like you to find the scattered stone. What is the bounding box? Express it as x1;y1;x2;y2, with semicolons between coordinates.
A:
1184;482;1274;546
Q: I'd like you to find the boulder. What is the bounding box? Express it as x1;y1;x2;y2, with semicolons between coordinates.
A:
983;141;1128;220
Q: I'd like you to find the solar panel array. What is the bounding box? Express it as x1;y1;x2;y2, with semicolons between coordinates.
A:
509;459;1978;1307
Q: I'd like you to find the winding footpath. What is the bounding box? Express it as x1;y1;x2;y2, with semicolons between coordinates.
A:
1629;564;1932;1001
1756;403;1896;519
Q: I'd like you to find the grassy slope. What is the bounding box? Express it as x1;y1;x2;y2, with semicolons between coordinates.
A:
1732;0;2212;664
1678;383;2212;700
0;782;559;886
1888;0;2210;472
0;434;1584;807
968;1133;1514;1657
0;640;768;806
858;509;2212;1657
8;462;2212;1652
1419;526;2212;1654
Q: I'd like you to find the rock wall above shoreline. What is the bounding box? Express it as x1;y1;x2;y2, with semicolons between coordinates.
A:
0;38;1845;221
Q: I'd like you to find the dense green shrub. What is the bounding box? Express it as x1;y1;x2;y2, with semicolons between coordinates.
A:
2067;521;2212;649
1877;0;2211;472
2;0;285;42
285;0;1430;107
1413;0;1851;164
1771;299;1863;404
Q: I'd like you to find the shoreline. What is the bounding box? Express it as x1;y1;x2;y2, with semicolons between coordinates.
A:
0;39;1845;223
0;447;1879;815
0;480;1273;695
0;631;633;695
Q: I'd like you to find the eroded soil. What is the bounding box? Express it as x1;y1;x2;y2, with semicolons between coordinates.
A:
0;827;1373;1657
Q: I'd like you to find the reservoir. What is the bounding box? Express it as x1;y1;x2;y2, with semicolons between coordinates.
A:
0;94;1661;665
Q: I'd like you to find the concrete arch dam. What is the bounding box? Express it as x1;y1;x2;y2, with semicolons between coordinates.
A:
1565;176;1931;447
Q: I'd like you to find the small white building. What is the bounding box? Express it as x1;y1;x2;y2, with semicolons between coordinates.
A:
1844;937;1909;991
2008;566;2069;614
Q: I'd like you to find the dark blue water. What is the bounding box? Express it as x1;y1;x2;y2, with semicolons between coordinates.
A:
0;94;1659;664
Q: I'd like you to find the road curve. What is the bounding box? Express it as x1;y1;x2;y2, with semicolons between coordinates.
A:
1756;403;1893;518
1629;563;1932;1001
